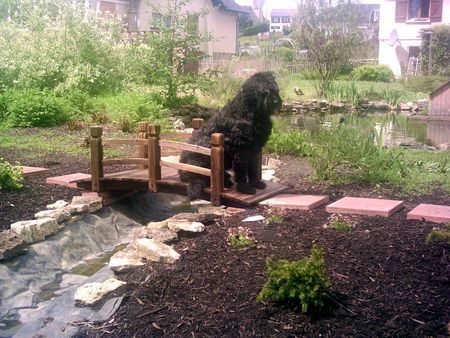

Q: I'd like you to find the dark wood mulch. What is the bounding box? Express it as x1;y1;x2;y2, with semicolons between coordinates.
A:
0;148;88;231
77;200;449;338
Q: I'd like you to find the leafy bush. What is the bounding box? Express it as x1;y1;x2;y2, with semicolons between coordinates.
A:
403;75;447;94
117;115;135;133
272;47;294;63
4;89;68;127
257;245;330;313
351;65;394;82
421;25;450;76
242;22;270;36
90;110;111;125
265;121;311;156
0;159;23;190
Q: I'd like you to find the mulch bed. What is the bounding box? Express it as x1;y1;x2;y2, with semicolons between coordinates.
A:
77;197;449;337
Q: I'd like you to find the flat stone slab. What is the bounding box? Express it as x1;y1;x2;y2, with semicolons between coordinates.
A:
407;204;450;224
326;197;404;217
21;166;49;176
46;173;91;188
259;194;330;210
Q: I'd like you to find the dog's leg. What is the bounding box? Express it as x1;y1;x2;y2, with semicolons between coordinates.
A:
224;171;233;188
248;150;266;190
233;151;256;195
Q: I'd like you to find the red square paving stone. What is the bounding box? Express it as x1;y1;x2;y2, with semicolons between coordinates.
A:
46;173;91;188
407;204;450;224
21;166;49;176
326;197;404;217
259;194;330;210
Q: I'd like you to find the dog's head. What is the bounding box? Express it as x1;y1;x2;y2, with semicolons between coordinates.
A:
242;72;282;116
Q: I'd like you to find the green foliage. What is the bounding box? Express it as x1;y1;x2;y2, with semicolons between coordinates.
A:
90;110;111;125
242;21;270;36
293;0;367;97
2;89;68;127
202;75;243;107
421;25;450;76
272;47;294;64
267;215;284;224
117;115;135;133
329;220;353;231
0;158;23;190
257;245;330;313
227;227;254;249
403;75;447;94
351;65;393;82
426;225;450;244
382;87;404;108
323;81;363;106
0;0;126;94
265;120;311;156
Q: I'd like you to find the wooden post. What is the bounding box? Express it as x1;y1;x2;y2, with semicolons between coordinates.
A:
210;133;224;207
148;124;161;192
90;126;103;192
137;122;149;169
192;118;204;138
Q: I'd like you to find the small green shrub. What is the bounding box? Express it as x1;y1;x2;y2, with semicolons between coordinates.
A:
0;159;23;190
267;215;284;224
117;115;135;133
90;110;111;125
265;121;311;157
227;226;254;249
426;225;450;244
351;65;394;82
5;89;68;127
329;220;353;231
257;245;330;313
61;90;95;117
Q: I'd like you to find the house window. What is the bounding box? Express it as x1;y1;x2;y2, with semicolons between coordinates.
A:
395;0;442;22
152;13;171;28
408;0;430;19
281;16;290;23
271;17;280;23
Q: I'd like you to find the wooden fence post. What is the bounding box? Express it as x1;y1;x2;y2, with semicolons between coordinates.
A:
90;126;103;192
210;133;224;207
192;118;204;138
148;124;161;192
137;122;149;169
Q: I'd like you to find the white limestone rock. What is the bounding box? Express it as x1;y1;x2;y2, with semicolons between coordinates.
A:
35;209;71;223
109;249;144;273
71;195;102;213
10;218;58;244
167;221;205;233
46;200;69;210
64;203;90;215
135;238;180;264
74;278;125;306
130;227;177;243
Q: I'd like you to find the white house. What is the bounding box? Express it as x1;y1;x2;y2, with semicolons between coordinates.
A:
378;0;450;77
85;0;248;57
269;9;297;33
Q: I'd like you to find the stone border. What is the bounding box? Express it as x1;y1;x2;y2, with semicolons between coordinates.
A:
0;194;102;261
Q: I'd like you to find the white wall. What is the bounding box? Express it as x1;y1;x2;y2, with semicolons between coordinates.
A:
378;0;450;77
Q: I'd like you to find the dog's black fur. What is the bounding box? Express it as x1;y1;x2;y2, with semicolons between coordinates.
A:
179;72;282;199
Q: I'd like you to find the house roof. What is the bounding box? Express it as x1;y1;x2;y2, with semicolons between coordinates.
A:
270;9;297;17
212;0;250;14
430;80;450;100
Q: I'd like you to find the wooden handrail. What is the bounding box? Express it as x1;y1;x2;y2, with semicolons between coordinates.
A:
159;140;211;156
103;158;148;166
160;160;211;177
102;139;148;146
160;132;192;140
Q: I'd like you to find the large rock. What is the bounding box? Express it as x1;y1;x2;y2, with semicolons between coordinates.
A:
10;218;59;244
130;227;178;243
35;209;71;223
0;231;27;261
71;194;103;213
109;248;144;273
166;221;205;233
146;211;218;231
74;278;125;306
46;200;69;210
64;203;90;215
135;238;180;264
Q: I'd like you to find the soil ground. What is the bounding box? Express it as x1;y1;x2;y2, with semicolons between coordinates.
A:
1;147;449;337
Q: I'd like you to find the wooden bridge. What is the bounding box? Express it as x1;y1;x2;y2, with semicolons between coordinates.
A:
75;119;287;207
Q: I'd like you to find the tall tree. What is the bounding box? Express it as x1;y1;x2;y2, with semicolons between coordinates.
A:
294;0;366;97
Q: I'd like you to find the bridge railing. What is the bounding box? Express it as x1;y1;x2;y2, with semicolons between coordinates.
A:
89;118;225;206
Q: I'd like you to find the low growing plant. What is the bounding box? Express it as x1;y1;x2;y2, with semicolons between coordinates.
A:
0;159;23;190
267;215;284;224
329;220;353;231
227;226;254;248
265;120;311;157
257;245;330;313
426;225;450;244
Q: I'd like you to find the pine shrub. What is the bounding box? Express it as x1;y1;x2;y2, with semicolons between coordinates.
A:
257;245;330;313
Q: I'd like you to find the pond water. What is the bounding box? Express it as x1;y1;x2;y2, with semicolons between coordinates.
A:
288;114;450;147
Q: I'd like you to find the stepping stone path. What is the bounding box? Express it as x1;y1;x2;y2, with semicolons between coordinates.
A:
326;197;404;217
21;166;49;176
46;173;91;188
407;204;450;224
260;194;329;210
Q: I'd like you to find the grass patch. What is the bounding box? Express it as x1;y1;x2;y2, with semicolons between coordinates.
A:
329;220;353;232
426;224;450;244
267;215;284;224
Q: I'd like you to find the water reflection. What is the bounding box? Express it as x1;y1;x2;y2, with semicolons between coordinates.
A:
288;113;450;147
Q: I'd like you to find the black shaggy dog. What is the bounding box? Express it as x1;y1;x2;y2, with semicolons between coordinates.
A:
179;72;282;199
